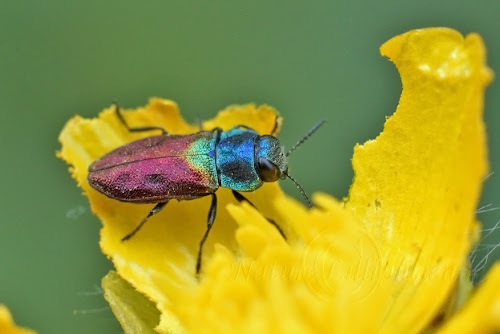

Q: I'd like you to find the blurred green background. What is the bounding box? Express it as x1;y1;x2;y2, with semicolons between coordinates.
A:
1;1;499;332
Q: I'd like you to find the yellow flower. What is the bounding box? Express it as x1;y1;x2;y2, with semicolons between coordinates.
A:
58;28;499;333
0;305;35;334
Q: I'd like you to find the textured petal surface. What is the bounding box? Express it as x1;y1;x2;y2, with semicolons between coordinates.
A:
345;28;493;333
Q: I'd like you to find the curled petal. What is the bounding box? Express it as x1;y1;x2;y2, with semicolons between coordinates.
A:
346;28;493;332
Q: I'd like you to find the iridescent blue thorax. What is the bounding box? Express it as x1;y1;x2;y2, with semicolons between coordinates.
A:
216;128;260;191
215;127;288;191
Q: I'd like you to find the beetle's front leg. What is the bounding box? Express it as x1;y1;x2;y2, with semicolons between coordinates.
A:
196;193;217;275
231;113;279;135
231;190;286;239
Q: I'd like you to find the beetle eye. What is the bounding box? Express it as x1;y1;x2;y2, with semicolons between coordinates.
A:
257;157;280;182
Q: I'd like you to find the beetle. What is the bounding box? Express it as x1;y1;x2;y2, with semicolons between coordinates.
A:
87;103;324;274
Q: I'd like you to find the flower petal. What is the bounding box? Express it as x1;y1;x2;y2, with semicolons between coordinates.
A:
0;305;35;334
436;263;500;333
102;271;161;334
345;28;493;332
169;195;391;334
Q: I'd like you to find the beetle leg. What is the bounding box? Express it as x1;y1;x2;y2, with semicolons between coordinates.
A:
232;124;253;130
196;193;217;275
270;113;279;136
113;102;168;135
121;201;168;241
231;190;286;239
229;115;279;135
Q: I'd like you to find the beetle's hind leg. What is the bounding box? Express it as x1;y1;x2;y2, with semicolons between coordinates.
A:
196;193;217;275
122;201;168;241
231;190;286;239
113;102;168;135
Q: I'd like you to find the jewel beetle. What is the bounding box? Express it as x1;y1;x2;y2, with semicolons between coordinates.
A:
87;104;325;274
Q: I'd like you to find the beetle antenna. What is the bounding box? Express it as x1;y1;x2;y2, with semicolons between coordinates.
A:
286;120;326;157
284;172;313;208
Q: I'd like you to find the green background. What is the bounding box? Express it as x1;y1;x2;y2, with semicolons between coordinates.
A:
1;1;499;332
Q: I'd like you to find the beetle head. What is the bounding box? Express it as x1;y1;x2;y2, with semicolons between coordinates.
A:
255;120;326;208
255;135;288;183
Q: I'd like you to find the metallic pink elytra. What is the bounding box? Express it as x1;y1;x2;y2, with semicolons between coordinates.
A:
88;132;219;203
